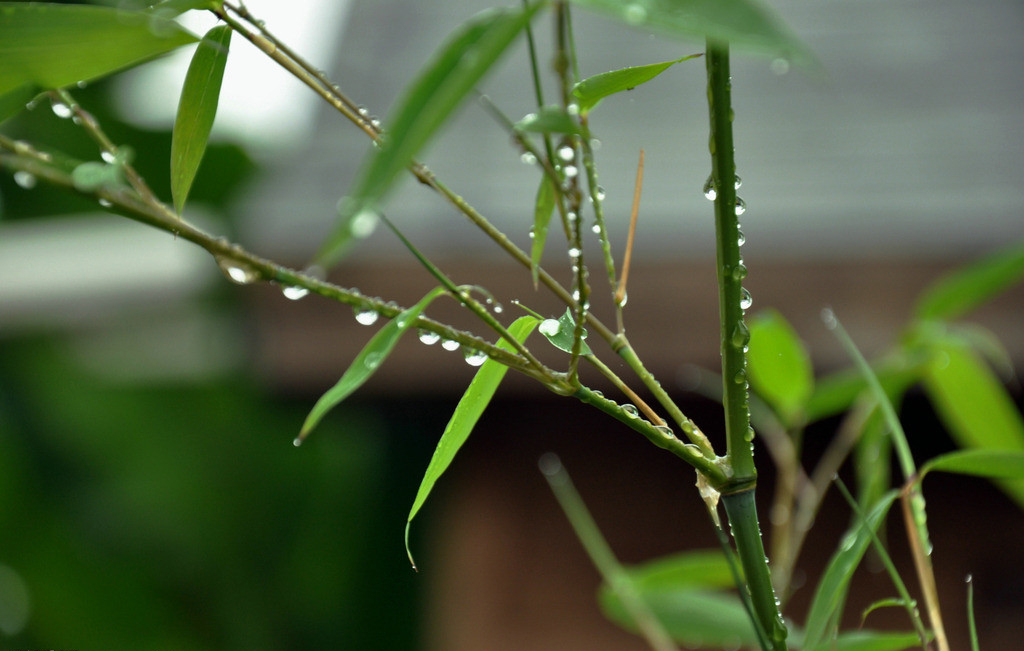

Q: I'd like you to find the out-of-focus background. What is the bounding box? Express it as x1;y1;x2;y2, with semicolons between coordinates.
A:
1;0;1022;649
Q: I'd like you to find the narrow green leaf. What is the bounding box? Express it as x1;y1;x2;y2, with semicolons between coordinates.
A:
515;105;588;136
0;3;197;96
914;241;1024;321
149;0;222;18
571;54;700;115
832;630;925;651
802;491;898;651
747;309;813;427
299;288;447;441
540;308;593;355
405;316;539;566
318;4;541;266
600;587;760;648
922;337;1024;507
0;84;39;124
921;449;1024;481
530;176;556;287
861;598;915;625
620;549;735;591
566;0;814;66
171;24;231;214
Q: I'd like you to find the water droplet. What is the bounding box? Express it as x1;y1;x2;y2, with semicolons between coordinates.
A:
566;211;577;223
770;58;790;75
557;145;574;162
568;247;581;258
744;426;756;441
616;291;628;307
282;285;309;300
350;209;378;238
215;256;259;284
51;100;72;119
734;369;748;384
731;263;747;281
101;150;117;164
653;425;674;438
572;290;581;301
463;349;487;366
737;230;746;246
734;175;742;189
563;164;578;178
702;175;716;200
589;138;601;150
528;229;536;239
591;223;602;234
740;288;753;310
624;2;648;24
567;103;579;116
595;186;606;201
354;308;379;326
441;338;461;352
13;171;36;189
98;198;113;208
364;351;383;369
731;322;750;348
681;420;695;435
520;151;537;165
417;329;440;345
539;319;561;337
621;403;639;418
821;307;837;330
292;437;303;447
735;197;746;216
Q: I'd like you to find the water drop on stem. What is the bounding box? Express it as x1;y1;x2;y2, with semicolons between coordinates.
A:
418;329;440;345
354;308;379;326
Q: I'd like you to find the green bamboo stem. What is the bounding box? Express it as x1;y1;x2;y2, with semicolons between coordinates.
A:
722;491;787;651
706;39;786;651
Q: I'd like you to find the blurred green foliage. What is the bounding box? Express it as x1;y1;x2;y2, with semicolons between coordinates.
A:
0;337;424;649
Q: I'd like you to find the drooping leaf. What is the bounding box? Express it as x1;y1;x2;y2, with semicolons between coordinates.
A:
600;587;760;649
914;241;1024;321
405;316;539;566
148;0;223;18
299;288;448;441
530;176;557;287
860;598;916;625
170;24;230;214
571;54;701;115
802;491;898;651
0;3;197;96
515;105;588;136
747;309;813;427
922;337;1024;508
566;0;813;66
0;84;39;124
317;4;542;266
540;308;593;355
921;449;1024;482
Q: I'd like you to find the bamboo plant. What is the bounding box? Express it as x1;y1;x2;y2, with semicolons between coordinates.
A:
2;2;1023;650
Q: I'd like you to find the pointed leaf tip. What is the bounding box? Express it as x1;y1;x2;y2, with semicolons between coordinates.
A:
171;24;231;214
405;316;539;563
